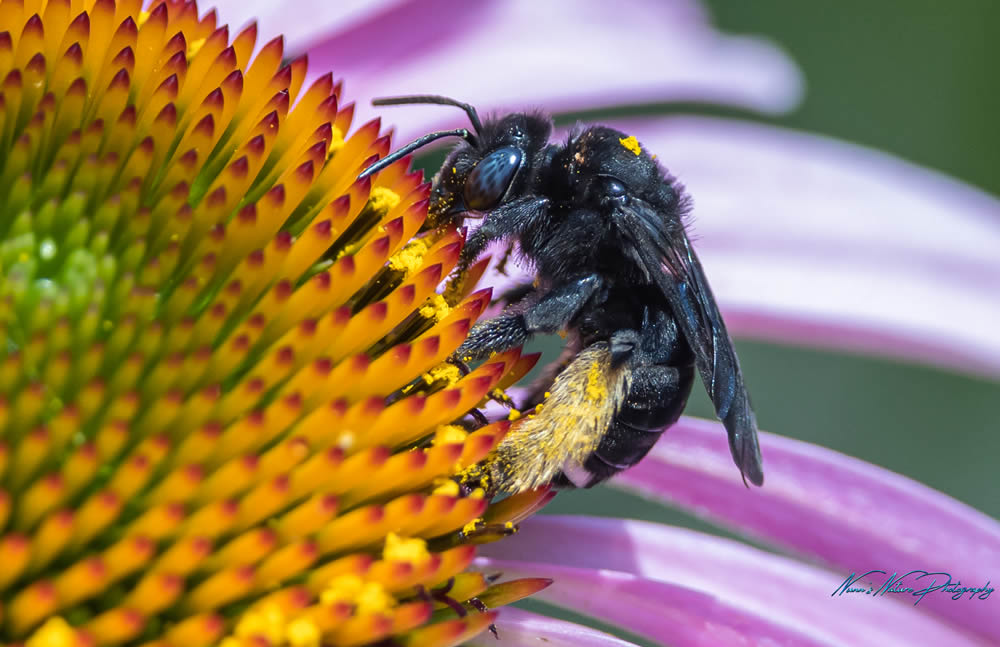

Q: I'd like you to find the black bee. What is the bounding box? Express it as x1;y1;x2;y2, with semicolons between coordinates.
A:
360;96;763;491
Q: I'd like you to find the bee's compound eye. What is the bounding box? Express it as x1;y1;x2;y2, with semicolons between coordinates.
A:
604;178;627;198
464;146;523;210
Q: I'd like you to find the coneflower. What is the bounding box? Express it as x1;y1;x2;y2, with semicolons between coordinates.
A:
0;1;547;645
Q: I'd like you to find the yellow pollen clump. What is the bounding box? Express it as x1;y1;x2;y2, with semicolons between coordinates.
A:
507;409;522;421
187;36;207;58
586;361;608;400
425;362;463;386
462;518;484;535
619;135;642;156
287;618;322;647
435;425;469;445
432;479;461;497
389;238;431;272
235;602;287;645
420;293;452;321
25;618;74;647
384;532;432;566
322;575;396;614
544;391;551;399
369;186;401;216
327;126;346;158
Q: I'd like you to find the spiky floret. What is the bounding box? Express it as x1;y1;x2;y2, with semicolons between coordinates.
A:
0;1;547;645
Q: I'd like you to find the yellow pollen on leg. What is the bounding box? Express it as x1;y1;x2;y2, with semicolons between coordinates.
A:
327;126;346;158
586;361;608;400
383;532;431;566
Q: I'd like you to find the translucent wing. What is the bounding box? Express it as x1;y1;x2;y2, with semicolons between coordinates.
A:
619;201;764;486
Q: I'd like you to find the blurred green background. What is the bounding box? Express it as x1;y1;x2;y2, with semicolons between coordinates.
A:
521;0;1000;524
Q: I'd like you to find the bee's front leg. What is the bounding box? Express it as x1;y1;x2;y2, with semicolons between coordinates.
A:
456;196;550;273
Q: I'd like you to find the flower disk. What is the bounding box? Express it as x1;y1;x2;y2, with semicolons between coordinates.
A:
0;1;548;645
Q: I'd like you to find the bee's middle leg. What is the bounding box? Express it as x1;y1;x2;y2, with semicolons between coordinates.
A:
455;274;605;362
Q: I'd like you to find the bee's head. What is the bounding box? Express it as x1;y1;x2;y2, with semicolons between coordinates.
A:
432;111;552;223
357;96;551;226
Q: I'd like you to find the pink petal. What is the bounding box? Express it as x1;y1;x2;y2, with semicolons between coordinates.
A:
478;516;993;647
302;0;802;142
611;417;1000;643
468;608;644;647
208;0;408;50
480;560;830;647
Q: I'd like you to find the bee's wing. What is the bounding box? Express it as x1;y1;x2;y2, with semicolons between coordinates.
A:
620;202;764;486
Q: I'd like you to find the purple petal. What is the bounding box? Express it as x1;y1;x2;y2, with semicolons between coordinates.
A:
467;608;644;647
479;560;831;647
208;0;408;49
301;0;802;141
611;417;1000;643
487;117;1000;378
478;516;994;647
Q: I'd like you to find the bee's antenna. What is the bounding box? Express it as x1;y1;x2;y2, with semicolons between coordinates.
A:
357;128;475;179
373;94;483;134
359;95;484;179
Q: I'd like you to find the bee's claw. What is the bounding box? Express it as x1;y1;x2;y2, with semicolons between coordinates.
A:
467;407;489;428
487;387;516;408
